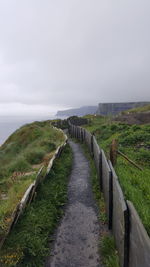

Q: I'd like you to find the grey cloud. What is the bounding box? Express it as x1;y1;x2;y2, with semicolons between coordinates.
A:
0;0;150;116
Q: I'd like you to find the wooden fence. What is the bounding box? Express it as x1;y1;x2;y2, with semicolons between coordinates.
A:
68;121;150;267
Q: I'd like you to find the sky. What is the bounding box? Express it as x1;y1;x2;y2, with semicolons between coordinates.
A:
0;0;150;118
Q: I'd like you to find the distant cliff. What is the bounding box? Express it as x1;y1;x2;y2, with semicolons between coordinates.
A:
96;102;150;115
56;106;97;117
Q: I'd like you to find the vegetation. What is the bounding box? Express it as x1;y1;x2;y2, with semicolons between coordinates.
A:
83;114;150;235
121;104;150;114
0;144;72;266
100;235;119;267
81;143;119;267
0;120;65;243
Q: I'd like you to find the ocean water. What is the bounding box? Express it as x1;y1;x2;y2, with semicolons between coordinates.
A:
0;115;62;145
0;121;24;145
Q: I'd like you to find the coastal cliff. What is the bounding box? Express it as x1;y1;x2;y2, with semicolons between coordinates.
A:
56;106;97;117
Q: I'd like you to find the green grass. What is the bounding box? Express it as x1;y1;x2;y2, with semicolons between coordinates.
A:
0;144;72;267
121;104;150;114
83;115;150;235
0;120;65;245
100;235;119;267
0;120;64;177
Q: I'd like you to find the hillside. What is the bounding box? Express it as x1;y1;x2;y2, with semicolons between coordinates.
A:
0;120;65;243
97;101;150;115
121;104;150;113
56;106;97;117
83;114;150;235
114;104;150;124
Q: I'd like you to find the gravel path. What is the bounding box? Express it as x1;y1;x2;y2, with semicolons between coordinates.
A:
45;140;101;267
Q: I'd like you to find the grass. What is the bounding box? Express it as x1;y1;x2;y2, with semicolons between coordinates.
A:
121;104;150;114
80;143;107;224
0;120;65;245
80;142;119;267
83;115;150;236
0;144;72;267
100;235;119;267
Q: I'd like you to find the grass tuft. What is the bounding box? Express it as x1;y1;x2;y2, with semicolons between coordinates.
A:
100;235;119;267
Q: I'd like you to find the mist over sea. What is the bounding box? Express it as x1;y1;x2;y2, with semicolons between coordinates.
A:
0;115;66;145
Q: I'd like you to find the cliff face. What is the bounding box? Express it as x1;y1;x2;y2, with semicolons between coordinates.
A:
96;102;150;115
56;106;97;117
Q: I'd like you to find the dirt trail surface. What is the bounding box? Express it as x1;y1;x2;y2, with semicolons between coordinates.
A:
45;140;101;267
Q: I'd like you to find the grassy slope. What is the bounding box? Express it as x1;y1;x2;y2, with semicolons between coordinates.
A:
0;121;65;240
0;144;72;267
122;104;150;114
83;115;150;236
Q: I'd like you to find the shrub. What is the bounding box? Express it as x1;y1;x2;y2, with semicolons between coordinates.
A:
110;124;118;131
132;125;140;131
119;130;150;146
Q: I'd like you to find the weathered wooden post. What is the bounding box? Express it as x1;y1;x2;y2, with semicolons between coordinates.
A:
110;139;118;166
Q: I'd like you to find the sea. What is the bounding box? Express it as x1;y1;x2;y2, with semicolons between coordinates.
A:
0;115;66;146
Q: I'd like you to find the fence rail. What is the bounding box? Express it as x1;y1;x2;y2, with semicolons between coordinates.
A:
68;121;150;267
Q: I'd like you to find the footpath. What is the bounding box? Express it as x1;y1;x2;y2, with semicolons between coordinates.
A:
45;140;102;267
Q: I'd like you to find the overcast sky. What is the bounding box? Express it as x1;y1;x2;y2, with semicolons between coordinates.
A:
0;0;150;117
